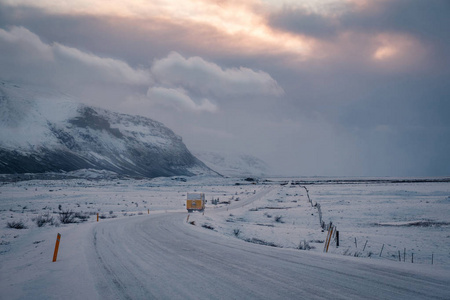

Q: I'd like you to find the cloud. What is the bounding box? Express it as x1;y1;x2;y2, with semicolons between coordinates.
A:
145;51;284;113
268;6;338;38
0;0;315;57
267;0;445;70
151;51;284;98
147;87;218;113
0;26;151;87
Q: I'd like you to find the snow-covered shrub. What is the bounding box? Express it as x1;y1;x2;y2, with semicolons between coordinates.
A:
274;215;284;223
297;240;314;250
233;228;240;237
7;220;27;229
35;213;55;227
74;212;90;222
202;223;214;230
59;210;77;224
246;238;278;247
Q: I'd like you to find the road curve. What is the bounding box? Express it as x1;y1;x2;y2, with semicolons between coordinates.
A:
87;212;450;300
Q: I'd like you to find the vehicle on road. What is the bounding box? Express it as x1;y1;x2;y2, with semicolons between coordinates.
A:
186;192;205;212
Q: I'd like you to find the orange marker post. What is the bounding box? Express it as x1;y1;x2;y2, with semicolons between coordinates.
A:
326;227;334;253
97;213;99;222
52;233;61;262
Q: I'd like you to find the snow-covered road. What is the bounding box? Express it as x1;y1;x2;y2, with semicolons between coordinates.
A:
88;213;450;299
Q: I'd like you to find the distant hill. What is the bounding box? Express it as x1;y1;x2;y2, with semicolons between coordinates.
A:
0;81;214;178
193;150;271;177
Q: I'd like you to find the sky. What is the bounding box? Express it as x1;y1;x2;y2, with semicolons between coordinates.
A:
0;0;449;177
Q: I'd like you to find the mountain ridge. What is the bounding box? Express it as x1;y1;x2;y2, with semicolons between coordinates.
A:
0;81;214;178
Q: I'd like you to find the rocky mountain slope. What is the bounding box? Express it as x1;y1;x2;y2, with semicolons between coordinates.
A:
0;81;214;178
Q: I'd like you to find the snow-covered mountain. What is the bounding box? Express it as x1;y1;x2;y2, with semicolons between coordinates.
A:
0;81;214;178
193;150;271;177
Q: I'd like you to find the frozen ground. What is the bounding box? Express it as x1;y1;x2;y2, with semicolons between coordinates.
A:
1;175;449;299
189;179;450;266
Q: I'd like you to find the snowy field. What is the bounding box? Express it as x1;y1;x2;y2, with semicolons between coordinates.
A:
190;178;450;267
1;175;449;298
1;176;449;266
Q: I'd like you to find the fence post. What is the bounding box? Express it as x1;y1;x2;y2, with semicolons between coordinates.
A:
52;233;61;262
336;231;339;247
97;213;99;222
404;248;406;262
379;244;384;257
412;253;414;263
363;240;368;252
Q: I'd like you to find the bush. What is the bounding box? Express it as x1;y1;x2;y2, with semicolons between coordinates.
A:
297;240;314;250
233;228;240;237
245;238;278;247
74;212;90;222
35;213;56;227
7;220;27;229
59;210;77;224
202;223;214;230
274;215;284;223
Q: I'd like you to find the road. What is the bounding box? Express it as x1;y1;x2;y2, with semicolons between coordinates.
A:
88;212;450;299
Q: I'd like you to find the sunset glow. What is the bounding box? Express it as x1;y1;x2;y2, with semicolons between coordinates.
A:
2;0;320;57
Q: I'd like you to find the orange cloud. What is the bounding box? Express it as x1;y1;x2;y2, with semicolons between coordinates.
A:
372;33;428;67
2;0;317;58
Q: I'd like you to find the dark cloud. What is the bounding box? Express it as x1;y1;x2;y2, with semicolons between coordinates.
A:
268;6;338;38
340;0;450;39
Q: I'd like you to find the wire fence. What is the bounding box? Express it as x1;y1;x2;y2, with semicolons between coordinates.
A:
300;184;441;266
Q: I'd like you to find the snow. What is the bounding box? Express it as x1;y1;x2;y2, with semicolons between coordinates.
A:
1;176;449;299
0;81;80;150
193;150;271;177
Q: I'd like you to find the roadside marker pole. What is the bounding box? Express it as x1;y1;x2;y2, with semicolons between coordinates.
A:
324;228;331;252
52;233;61;262
97;213;99;222
186;214;190;223
326;226;334;253
148;209;150;214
